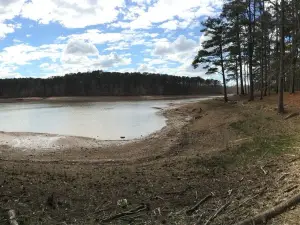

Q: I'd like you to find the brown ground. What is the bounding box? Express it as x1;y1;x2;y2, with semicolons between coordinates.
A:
1;93;300;224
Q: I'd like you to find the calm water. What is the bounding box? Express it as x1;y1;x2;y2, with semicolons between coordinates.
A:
0;97;214;140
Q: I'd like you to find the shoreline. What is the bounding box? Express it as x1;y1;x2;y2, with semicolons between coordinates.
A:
0;95;221;103
0;100;192;162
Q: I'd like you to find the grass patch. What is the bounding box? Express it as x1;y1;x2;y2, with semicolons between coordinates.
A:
198;135;297;169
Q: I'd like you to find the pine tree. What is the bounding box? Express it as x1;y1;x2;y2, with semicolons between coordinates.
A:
193;17;228;102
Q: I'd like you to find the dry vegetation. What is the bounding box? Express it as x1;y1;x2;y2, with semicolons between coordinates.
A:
1;94;300;224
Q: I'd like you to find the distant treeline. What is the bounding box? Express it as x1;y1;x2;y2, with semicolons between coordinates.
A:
0;71;222;98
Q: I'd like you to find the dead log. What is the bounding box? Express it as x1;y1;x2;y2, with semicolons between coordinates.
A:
186;192;214;215
235;192;300;225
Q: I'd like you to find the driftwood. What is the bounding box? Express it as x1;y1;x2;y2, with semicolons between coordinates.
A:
284;112;300;120
235;192;300;225
186;192;214;215
101;204;148;223
201;201;231;225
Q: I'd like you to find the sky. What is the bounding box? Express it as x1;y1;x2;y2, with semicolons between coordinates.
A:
0;0;223;79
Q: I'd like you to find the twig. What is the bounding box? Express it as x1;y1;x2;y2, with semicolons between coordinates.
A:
284;185;298;193
260;166;268;175
234;192;300;225
202;201;231;225
101;204;148;223
186;192;214;215
94;202;112;213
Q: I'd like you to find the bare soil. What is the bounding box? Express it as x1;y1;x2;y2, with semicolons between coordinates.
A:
1;94;300;224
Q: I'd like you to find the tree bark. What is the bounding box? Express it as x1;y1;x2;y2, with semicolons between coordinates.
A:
248;0;255;101
220;43;228;102
278;0;285;114
236;56;239;95
236;15;245;95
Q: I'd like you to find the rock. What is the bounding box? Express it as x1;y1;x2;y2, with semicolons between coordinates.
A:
117;199;128;208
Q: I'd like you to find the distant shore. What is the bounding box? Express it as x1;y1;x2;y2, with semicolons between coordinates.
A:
0;95;221;103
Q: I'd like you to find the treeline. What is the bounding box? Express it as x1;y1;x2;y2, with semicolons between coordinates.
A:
0;71;222;98
193;0;299;113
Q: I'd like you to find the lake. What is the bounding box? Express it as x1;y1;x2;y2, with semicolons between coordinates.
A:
0;97;215;140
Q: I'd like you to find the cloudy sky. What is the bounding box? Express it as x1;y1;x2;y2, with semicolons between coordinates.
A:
0;0;223;78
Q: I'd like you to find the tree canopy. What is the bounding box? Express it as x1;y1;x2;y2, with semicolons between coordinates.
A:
0;71;222;98
193;0;299;113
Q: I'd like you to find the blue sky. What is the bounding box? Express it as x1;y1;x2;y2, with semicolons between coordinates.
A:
0;0;223;79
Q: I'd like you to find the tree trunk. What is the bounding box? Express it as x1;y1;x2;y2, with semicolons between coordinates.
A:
276;0;280;94
278;0;285;114
248;0;255;101
290;0;297;94
236;15;245;95
236;56;239;95
220;44;228;102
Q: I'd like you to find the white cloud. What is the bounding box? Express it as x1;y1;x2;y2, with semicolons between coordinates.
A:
58;29;159;53
58;29;123;45
0;0;25;21
13;38;22;43
159;19;194;30
95;52;131;68
159;20;178;30
0;43;64;65
154;35;198;56
21;0;125;28
137;63;156;73
0;23;21;39
128;0;223;29
64;40;99;56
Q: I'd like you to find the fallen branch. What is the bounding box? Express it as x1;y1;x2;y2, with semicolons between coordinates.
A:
101;204;148;223
260;166;268;175
235;192;300;225
186;192;214;215
201;201;231;225
284;112;300;120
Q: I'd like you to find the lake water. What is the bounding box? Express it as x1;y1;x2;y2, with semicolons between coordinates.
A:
0;97;214;140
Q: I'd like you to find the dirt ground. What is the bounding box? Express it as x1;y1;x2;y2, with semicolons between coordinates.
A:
2;93;300;224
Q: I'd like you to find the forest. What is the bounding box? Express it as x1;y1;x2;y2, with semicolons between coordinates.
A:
193;0;300;113
0;71;222;98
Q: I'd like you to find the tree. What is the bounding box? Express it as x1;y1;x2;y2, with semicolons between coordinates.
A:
222;0;247;95
192;17;228;102
0;71;222;98
278;0;285;113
